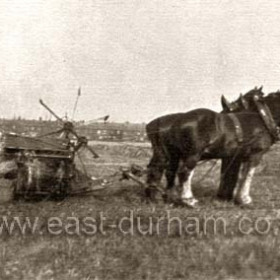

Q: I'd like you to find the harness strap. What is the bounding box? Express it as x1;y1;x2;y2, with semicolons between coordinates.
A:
228;113;243;143
253;96;280;142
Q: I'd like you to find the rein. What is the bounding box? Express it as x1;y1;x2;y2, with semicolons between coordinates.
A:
194;159;219;184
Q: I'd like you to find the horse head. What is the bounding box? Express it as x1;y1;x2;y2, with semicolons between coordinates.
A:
221;86;265;113
261;90;280;126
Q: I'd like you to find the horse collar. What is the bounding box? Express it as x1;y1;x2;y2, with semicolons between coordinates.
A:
228;113;243;143
253;96;280;142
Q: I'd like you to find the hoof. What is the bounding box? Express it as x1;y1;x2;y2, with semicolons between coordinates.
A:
162;193;170;204
217;192;233;201
181;198;198;208
162;189;174;204
239;203;254;210
234;196;252;206
145;186;164;203
145;186;157;200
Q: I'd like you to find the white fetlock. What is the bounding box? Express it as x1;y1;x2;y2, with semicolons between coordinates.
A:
182;197;198;207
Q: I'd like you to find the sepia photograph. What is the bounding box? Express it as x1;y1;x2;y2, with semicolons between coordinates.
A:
1;0;280;279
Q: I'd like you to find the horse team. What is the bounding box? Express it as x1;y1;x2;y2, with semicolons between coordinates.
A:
145;87;280;207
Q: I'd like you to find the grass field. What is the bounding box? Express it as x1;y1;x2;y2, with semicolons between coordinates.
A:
1;142;280;279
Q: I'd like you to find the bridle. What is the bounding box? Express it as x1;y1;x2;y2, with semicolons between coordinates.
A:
252;95;280;142
227;94;280;144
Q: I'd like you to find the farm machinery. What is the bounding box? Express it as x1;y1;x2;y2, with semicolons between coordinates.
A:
0;98;146;201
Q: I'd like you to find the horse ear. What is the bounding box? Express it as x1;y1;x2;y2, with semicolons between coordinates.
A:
240;94;249;109
259;85;263;91
221;95;232;111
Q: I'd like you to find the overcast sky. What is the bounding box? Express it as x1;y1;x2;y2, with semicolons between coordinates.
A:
1;0;280;123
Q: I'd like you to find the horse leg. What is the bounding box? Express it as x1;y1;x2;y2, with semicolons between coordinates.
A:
146;149;166;201
178;155;199;207
234;155;261;205
217;157;242;200
233;162;254;204
163;152;180;202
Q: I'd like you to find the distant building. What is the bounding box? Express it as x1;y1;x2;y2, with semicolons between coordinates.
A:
0;118;148;142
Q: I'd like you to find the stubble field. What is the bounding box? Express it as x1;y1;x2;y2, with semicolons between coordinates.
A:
1;142;280;279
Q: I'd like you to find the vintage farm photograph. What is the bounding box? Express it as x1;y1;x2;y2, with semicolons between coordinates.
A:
1;0;280;279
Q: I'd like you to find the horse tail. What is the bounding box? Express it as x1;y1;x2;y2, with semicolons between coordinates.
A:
146;119;160;149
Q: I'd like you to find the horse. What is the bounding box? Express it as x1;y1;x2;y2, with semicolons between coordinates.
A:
145;100;245;200
145;87;264;202
146;86;279;206
218;87;279;200
217;86;265;200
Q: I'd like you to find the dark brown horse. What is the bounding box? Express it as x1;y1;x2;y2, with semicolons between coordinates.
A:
146;87;263;202
217;86;265;200
146;87;279;206
218;87;279;201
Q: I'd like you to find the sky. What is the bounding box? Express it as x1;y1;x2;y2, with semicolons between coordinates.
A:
1;0;280;123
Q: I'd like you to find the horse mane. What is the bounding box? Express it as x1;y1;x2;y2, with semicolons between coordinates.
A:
241;87;264;100
265;90;280;99
227;87;265;112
